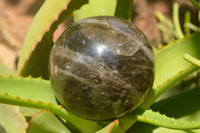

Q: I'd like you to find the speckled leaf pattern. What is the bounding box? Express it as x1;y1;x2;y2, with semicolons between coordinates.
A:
0;104;28;133
28;111;71;133
74;0;116;21
17;0;88;79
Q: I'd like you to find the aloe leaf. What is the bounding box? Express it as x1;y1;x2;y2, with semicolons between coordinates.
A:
0;76;56;117
151;86;200;120
0;76;103;132
109;120;124;133
0;76;56;104
17;0;88;79
152;127;200;133
129;122;200;133
0;104;28;133
173;3;184;39
155;12;174;32
184;11;191;35
142;32;200;109
0;59;15;76
98;32;200;132
114;0;134;21
0;92;103;133
113;85;200;133
137;109;200;130
74;0;116;21
96;120;124;133
184;53;200;67
28;111;71;133
149;86;200;132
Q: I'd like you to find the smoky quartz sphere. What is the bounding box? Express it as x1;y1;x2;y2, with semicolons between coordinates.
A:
49;16;154;121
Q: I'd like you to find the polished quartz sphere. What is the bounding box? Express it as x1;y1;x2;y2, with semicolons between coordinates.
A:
49;16;154;120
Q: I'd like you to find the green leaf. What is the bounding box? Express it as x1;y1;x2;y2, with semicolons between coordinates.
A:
137;109;200;130
184;53;200;67
98;32;200;132
125;89;200;133
0;92;104;133
0;76;56;104
152;127;200;133
109;120;124;133
0;104;27;133
0;76;56;117
114;0;134;21
173;3;184;39
74;0;116;21
129;122;200;133
151;86;200;120
28;111;71;133
142;32;200;109
184;11;191;35
148;86;200;133
17;0;88;79
0;76;104;132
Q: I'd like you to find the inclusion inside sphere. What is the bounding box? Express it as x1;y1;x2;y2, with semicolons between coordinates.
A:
49;16;154;121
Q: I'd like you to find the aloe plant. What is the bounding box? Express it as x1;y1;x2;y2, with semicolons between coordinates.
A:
0;0;200;132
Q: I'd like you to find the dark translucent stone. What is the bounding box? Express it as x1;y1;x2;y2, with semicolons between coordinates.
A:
49;16;154;121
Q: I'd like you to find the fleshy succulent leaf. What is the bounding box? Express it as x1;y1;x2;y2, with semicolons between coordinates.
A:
137;109;200;130
0;76;56;104
151;127;200;133
142;86;200;133
28;110;71;133
17;0;88;79
74;0;116;21
129;122;200;133
184;53;200;67
0;91;103;133
142;32;200;109
0;75;56;117
109;120;124;133
151;86;200;120
0;104;28;133
114;0;134;21
97;32;200;132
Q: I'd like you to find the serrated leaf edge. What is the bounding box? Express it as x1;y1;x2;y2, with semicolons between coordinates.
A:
108;120;119;133
0;92;103;133
137;109;200;130
17;0;71;74
0;92;67;119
